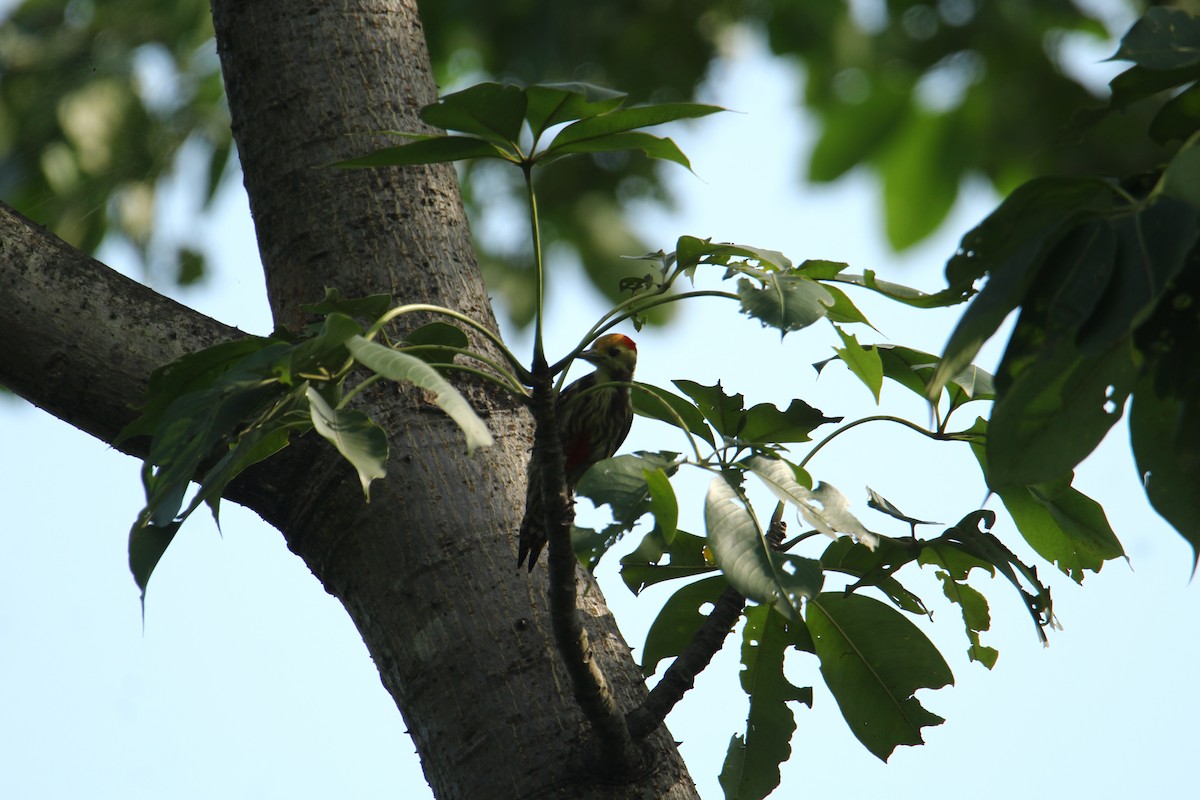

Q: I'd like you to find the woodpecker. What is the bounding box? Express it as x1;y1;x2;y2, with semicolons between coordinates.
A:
518;333;638;571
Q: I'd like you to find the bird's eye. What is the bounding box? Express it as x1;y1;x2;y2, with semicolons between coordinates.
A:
608;347;619;357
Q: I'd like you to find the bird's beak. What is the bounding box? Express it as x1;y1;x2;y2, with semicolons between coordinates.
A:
578;346;603;365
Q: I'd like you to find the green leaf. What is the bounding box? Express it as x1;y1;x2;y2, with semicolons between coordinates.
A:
128;516;180;602
737;273;833;334
1078;195;1196;353
631;382;715;447
997;475;1125;583
306;386;388;499
346;336;493;454
675;236;793;274
986;337;1137;489
719;604;813;800
809;75;911;183
524;82;628;140
402;321;470;364
419;82;527;145
574;452;681;569
806;592;953;761
740;399;840;445
1159;130;1200;211
1130;374;1200;567
540;131;694;169
336;135;508;168
673;380;746;439
642;467;678;545
929;176;1116;398
1150;81;1200;144
1112;8;1200;71
620;528;716;595
544;102;722;154
935;572;999;669
928;510;1058;645
837;270;972;309
880;109;961;250
832;326;884;402
746;456;877;548
819;535;929;616
705;475;824;619
821;283;876;327
640;575;728;677
300;289;393;323
118;337;277;442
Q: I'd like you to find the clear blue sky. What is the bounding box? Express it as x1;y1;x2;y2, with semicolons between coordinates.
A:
3;19;1197;800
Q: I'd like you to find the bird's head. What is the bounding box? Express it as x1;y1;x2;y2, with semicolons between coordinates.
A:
579;333;637;382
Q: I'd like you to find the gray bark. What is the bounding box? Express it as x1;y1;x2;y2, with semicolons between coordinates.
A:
1;1;700;797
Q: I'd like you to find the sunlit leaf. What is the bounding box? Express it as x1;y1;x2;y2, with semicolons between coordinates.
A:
737;273;833;334
306;386;388;499
346;336;493;454
705;475;823;619
746;456;878;549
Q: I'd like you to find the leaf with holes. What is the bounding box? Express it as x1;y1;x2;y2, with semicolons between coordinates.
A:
720;604;813;800
807;592;953;761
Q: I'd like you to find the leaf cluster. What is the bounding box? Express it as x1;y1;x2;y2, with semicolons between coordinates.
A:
927;9;1200;564
119;293;497;604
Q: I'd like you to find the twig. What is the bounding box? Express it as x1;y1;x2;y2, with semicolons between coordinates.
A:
626;584;746;739
626;504;789;738
531;363;635;771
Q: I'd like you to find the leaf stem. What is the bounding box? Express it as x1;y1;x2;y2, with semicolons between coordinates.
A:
798;415;970;470
367;303;531;383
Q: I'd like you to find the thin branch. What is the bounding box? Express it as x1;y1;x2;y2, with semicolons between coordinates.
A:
530;365;635;772
625;505;789;739
626;584;745;739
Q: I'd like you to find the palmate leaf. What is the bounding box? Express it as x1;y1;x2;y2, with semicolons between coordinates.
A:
419;82;528;146
719;604;813;800
705;475;823;620
935;572;999;669
806;592;953;761
524;82;627;140
819;536;929;616
1130;375;1200;568
674;236;793;274
1112;7;1200;71
346;336;493;454
986;336;1138;488
672;380;838;444
539;131;695;170
928;176;1117;397
543;102;722;157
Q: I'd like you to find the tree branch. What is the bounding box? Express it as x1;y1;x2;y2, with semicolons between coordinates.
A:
0;201;241;453
532;363;636;773
626;505;789;738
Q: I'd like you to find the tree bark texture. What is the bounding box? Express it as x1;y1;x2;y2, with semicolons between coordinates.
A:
12;2;699;799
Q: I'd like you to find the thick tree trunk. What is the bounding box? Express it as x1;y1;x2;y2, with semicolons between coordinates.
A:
1;1;699;798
